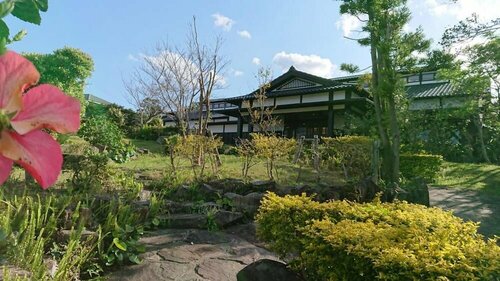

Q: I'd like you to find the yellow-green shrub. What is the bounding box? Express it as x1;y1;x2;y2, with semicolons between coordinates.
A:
400;154;443;182
256;193;500;281
321;136;373;180
251;133;296;180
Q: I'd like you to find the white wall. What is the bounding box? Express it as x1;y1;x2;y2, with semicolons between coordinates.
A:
208;124;224;133
275;95;300;105
302;92;329;103
225;124;238;133
333;91;345;100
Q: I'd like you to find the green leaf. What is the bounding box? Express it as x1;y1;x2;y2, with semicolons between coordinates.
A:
113;237;128;251
11;0;41;25
0;19;9;38
0;37;7;56
0;0;15;18
12;29;27;42
152;217;160;226
128;254;141;264
125;225;134;233
34;0;47;12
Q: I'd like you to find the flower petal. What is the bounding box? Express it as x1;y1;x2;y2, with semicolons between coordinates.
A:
0;51;40;114
0;155;13;185
0;130;62;189
11;84;81;135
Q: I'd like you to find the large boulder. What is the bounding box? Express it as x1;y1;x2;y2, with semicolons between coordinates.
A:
224;192;264;217
237;259;301;281
214;210;244;228
251;180;276;193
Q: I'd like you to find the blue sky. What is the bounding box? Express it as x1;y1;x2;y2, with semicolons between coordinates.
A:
4;0;499;107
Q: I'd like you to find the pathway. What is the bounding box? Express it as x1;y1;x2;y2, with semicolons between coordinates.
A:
106;225;279;281
429;187;500;237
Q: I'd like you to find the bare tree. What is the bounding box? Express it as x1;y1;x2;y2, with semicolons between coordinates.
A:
124;17;226;136
247;67;282;134
188;16;227;135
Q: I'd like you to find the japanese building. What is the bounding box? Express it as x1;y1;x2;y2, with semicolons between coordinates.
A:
165;66;463;144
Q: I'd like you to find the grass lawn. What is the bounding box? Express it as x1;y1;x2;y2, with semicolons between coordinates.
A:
435;161;500;197
122;139;344;187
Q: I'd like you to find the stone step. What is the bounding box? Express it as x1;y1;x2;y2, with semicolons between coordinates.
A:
160;210;244;230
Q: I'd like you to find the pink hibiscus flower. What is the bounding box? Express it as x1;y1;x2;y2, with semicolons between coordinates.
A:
0;51;81;189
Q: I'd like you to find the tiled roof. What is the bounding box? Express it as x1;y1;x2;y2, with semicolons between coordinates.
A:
406;82;456;98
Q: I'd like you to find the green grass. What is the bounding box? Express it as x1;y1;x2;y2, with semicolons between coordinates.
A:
117;139;344;187
435;161;500;197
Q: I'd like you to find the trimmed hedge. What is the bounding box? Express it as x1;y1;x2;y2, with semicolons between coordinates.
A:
256;193;500;281
128;126;178;141
400;154;443;182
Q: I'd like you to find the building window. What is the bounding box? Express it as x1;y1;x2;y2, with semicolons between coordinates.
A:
422;73;435;81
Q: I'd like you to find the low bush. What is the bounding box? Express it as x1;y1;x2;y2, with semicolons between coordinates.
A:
400;153;443;182
128;125;178;141
256;193;500;281
321;136;373;181
78;116;135;163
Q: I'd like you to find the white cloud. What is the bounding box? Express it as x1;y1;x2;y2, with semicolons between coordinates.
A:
423;0;500;20
237;30;252;39
252;57;261;65
233;70;244;77
272;52;336;77
335;14;364;37
212;13;235;31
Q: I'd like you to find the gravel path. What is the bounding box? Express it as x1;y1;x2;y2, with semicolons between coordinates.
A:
429;187;500;237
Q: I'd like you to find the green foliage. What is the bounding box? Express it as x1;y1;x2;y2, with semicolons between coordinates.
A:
321;136;373;181
251;133;296;180
400;154;443;182
103;224;144;266
129;125;178;141
24;47;94;114
79;116;135;163
256;193;500;281
65;149;110;192
0;0;49;52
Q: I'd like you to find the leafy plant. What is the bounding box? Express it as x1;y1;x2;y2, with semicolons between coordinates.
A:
103;223;145;266
256;193;500;281
79;116;135;163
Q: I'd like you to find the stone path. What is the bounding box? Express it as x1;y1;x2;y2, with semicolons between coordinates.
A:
107;225;279;281
429;187;500;237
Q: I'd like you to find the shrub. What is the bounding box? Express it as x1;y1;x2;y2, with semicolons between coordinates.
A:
400;154;443;182
128;125;178;141
256;193;500;281
251;133;296;180
321;136;373;181
79;116;135;163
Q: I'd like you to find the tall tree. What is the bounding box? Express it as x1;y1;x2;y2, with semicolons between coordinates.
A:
339;0;430;186
438;15;500;163
24;47;94;113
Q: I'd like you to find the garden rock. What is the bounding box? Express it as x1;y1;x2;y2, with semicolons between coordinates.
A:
107;229;280;281
224;192;264;217
236;259;301;281
251;180;276;193
397;179;430;206
207;178;250;194
137;147;150;154
165;214;207;229
214;210;244;228
199;183;220;200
